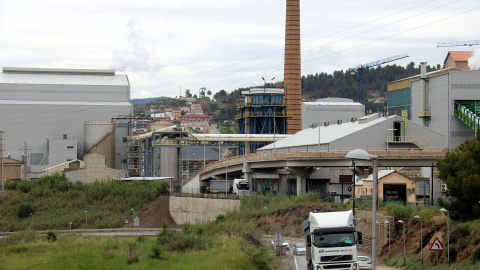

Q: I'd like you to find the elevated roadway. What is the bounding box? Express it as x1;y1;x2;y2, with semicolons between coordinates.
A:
184;149;446;195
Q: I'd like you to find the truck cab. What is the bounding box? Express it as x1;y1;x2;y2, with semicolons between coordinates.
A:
304;210;362;270
232;179;249;195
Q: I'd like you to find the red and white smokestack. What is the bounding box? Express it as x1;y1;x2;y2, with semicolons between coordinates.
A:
420;62;427;126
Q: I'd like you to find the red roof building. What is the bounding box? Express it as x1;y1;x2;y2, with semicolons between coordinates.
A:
444;51;474;70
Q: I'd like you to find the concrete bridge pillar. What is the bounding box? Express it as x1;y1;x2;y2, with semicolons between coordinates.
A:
243;162;253;193
279;174;289;194
285;167;315;196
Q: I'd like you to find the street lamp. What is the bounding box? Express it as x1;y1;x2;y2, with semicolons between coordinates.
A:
398;220;406;267
414;215;423;264
440;208;450;266
345;149;378;270
385;221;391;259
84;210;88;229
131;208;135;224
264;206;268;234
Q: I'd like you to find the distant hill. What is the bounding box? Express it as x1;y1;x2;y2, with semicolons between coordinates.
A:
131;97;171;105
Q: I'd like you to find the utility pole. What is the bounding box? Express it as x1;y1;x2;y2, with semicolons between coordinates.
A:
19;142;32;180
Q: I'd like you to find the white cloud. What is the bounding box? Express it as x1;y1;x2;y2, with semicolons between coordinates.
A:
1;0;479;99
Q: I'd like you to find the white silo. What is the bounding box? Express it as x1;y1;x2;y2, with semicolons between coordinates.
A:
84;121;115;168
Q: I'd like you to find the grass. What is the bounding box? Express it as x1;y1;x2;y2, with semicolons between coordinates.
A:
0;234;257;270
0;174;170;231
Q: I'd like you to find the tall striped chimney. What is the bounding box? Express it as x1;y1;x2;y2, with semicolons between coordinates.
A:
284;0;302;134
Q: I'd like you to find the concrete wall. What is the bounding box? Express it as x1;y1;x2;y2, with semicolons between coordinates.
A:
169;197;240;224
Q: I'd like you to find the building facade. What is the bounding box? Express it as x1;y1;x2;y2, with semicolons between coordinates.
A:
0;67;132;178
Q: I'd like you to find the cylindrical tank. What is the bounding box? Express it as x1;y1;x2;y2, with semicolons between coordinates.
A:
160;147;178;180
84;121;115;168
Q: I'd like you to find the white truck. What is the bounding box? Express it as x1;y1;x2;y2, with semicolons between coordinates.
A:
232;179;249;195
304;210;362;270
208;179;249;195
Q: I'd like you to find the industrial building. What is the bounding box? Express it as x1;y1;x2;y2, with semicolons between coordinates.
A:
301;98;365;129
0;67;132;178
236;83;290;154
387;62;480;149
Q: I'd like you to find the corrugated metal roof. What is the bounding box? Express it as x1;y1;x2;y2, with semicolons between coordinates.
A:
259;114;396;150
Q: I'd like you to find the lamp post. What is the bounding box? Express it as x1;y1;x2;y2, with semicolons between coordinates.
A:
385;221;391;259
440;208;450;266
428;139;432;149
345;149;378;270
131;208;135;224
84;210;88;229
398;220;406;267
264;206;268;234
414;215;423;264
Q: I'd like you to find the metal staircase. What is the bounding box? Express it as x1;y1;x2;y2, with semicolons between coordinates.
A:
455;100;480;131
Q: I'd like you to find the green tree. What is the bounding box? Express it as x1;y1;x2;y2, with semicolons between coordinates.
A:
437;132;480;220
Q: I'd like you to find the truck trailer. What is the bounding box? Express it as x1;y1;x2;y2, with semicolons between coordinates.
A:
304;210;362;270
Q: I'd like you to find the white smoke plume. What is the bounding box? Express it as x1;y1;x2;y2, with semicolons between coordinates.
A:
110;19;163;73
468;48;480;70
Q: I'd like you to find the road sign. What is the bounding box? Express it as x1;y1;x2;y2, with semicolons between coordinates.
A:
68;221;73;225
123;218;130;224
429;237;444;251
134;216;139;227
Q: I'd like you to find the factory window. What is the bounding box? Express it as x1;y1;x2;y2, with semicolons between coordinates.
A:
67;146;74;149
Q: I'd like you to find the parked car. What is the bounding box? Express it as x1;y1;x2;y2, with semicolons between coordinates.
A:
357;256;372;270
293;243;306;256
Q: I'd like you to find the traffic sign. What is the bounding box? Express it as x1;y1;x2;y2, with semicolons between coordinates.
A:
68;221;73;225
429;237;444;251
124;218;130;224
134;216;139;227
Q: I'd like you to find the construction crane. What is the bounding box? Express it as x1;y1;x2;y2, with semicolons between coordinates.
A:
437;40;480;47
350;54;409;104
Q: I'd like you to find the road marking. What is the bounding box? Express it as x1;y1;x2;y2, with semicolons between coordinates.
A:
294;255;300;270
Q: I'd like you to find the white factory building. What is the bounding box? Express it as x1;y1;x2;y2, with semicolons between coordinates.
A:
0;67;133;178
302;97;365;129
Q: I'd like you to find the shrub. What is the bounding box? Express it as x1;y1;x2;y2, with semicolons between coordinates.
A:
4;230;39;246
471;244;480;263
385;201;414;220
126;241;141;264
17;203;34;218
149;245;162;260
46;231;57;242
216;214;225;223
451;224;470;244
244;245;271;270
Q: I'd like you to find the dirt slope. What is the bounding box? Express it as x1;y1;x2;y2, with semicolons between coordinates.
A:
138;196;177;228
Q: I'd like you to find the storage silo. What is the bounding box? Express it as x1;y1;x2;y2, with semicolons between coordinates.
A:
84;121;115;168
149;121;178;179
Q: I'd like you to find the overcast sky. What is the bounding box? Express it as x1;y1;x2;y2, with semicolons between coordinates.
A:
1;0;479;99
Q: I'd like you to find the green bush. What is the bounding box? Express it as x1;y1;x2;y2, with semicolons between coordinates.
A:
17;203;34;218
385;201;414;220
471;244;480;263
149;245;162;260
451;224;471;244
46;231;57;242
3;230;39;246
126;241;142;264
244;245;271;270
